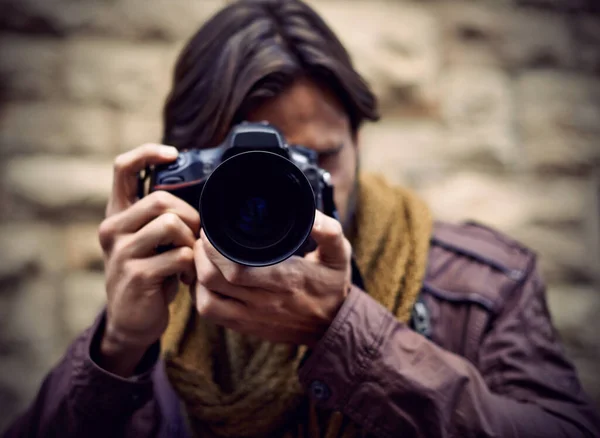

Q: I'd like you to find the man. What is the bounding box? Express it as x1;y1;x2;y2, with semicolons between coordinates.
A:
4;0;600;437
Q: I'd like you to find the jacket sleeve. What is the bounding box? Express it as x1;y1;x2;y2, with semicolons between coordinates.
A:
3;312;162;438
298;267;600;438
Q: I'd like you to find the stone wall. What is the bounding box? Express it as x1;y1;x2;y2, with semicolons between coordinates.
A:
0;0;599;430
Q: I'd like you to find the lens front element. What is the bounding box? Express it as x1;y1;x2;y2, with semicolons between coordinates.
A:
200;151;315;266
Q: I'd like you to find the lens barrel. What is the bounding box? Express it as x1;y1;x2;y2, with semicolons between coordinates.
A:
199;151;315;267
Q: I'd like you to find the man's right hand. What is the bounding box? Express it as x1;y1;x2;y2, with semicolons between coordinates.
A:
96;144;200;377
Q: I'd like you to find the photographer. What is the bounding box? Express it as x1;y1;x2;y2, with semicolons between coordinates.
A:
4;0;600;437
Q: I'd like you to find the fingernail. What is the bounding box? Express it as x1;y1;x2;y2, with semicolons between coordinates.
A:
161;146;179;158
313;214;322;232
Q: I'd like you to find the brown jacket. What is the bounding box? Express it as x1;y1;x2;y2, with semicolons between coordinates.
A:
4;221;600;437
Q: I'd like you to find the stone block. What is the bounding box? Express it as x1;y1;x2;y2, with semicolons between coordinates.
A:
0;380;20;432
0;355;44;430
546;284;600;350
360;83;515;176
518;71;600;171
359;120;445;186
510;225;590;283
0;103;117;156
2;156;112;212
0;36;63;100
0;0;226;42
310;1;441;114
0;223;65;280
64;223;104;271
0;276;61;346
572;15;600;73
570;355;600;411
91;0;226;41
546;282;600;409
1;2;441;115
62;272;106;339
415;172;591;282
117;112;164;154
438;2;575;70
63;38;172;111
516;0;595;11
0;0;98;36
439;66;517;168
416;172;587;230
583;172;600;284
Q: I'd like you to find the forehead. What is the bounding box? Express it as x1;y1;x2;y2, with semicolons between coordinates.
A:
245;78;350;150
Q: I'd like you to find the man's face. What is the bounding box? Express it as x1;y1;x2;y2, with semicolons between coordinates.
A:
245;77;358;233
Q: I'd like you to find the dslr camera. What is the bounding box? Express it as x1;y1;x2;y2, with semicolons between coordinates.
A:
138;122;337;267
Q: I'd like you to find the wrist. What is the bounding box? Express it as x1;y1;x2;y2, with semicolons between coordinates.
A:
98;324;152;378
327;283;351;323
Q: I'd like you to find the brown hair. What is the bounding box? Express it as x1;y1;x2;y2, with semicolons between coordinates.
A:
162;0;379;150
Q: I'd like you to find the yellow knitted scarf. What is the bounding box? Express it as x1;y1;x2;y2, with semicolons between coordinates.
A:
161;173;432;438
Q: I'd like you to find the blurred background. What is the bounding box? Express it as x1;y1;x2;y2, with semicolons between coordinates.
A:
0;0;598;430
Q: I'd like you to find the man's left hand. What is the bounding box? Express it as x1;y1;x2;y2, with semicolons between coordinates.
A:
193;210;352;347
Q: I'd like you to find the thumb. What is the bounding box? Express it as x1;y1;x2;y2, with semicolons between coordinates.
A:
309;210;351;268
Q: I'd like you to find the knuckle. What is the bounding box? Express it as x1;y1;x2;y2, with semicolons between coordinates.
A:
161;212;181;233
111;235;134;259
111;237;127;256
195;293;212;316
329;219;343;239
150;190;173;211
274;258;302;291
125;260;149;285
113;153;129;174
286;263;305;293
98;219;116;251
223;266;244;284
177;246;195;264
196;263;216;286
343;238;352;257
190;212;201;232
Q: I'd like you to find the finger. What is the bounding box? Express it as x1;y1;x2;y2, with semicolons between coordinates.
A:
195;238;262;305
126;212;196;258
102;190;200;239
108;143;179;215
149;246;195;281
195;283;248;328
310;210;350;268
132;246;195;288
199;229;287;290
201;233;309;296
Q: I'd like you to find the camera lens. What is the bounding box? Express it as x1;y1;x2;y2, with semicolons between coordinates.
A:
224;176;294;250
200;151;315;266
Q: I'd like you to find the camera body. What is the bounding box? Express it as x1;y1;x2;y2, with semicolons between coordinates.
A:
139;122;337;266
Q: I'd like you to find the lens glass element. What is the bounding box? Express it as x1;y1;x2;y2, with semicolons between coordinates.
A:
223;170;296;250
200;151;315;266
